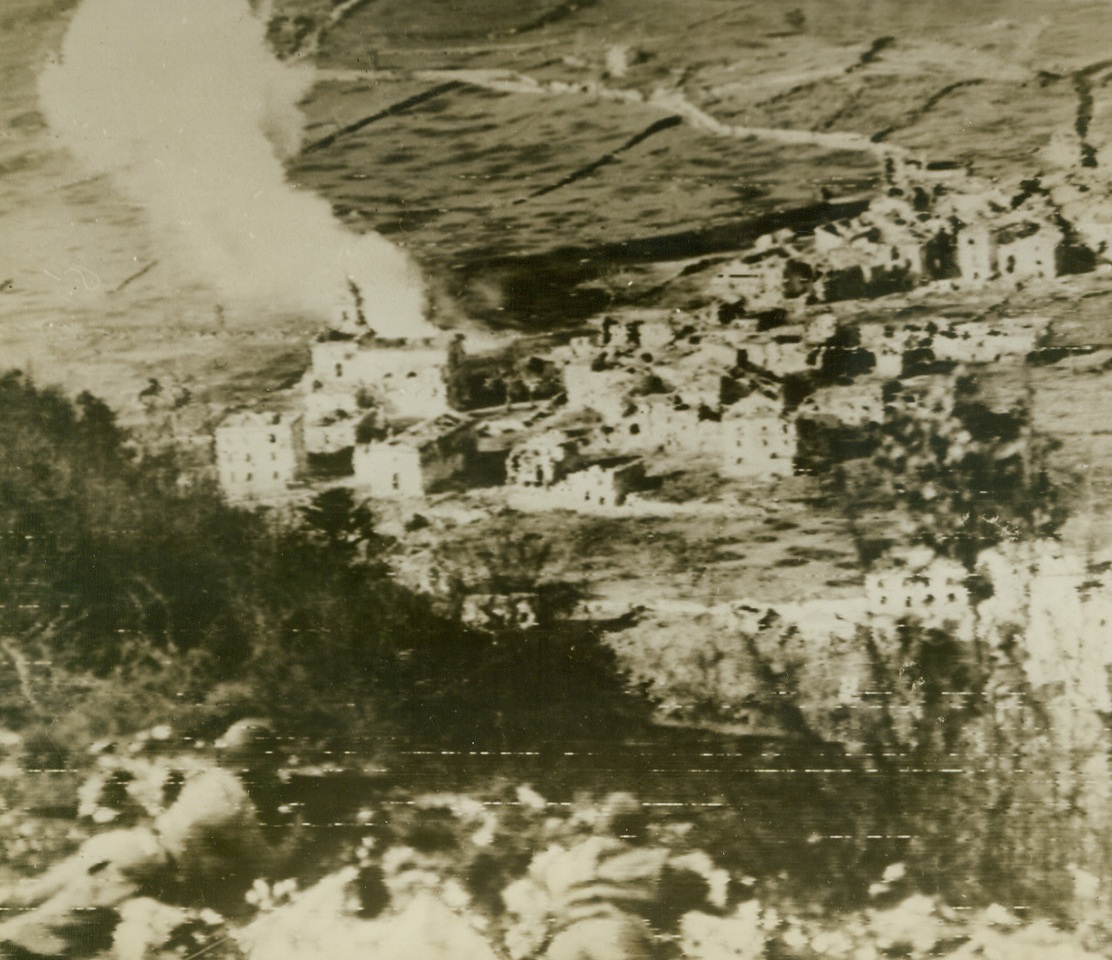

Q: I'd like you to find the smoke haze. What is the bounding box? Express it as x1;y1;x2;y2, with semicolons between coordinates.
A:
40;0;433;337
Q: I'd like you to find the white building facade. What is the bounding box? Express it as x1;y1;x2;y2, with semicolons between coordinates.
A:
719;392;796;479
215;411;305;501
309;337;451;421
352;415;472;500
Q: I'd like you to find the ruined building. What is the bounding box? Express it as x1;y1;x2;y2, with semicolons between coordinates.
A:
214;411;305;502
351;414;473;500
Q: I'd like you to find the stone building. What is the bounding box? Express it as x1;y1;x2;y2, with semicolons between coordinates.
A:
953;219;1061;288
215;411;305;502
956;224;996;286
614;394;720;457
309;335;451;421
549;457;645;509
302;387;361;455
684;339;741;371
509;453;645;512
719;392;795;479
351;414;473;500
506;430;584;489
977;542;1112;711
865;549;972;632
804;313;839;347
547;335;596;367
994;221;1060;285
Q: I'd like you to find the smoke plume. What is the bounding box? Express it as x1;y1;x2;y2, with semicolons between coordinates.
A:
40;0;433;337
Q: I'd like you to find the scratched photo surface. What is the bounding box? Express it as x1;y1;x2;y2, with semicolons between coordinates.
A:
2;2;1112;958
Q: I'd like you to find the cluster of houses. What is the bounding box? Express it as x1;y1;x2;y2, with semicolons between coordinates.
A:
211;163;1067;513
211;295;1046;513
707;161;1081;321
215;330;458;503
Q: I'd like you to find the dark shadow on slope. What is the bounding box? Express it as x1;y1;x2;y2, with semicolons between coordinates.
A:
514;115;685;204
846;36;894;74
449;197;872;327
303;82;465;154
872;79;987;143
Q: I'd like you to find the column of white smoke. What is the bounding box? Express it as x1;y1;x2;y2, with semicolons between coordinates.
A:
40;0;433;338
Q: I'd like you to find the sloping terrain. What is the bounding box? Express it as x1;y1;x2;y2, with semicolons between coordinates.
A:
4;0;1112;412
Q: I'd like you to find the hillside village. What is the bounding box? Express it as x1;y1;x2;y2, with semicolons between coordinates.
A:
214;158;1081;504
208;155;1111;653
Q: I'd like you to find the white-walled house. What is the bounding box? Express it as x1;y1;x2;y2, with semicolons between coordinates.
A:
548;336;596;369
994;221;1059;285
552;457;644;508
506;430;584;488
956;224;995;285
719;392;795;479
351;414;473;500
309;335;451;421
804;313;839;346
976;542;1112;711
509;449;649;513
953;219;1060;288
302;387;362;454
866;549;971;632
614;394;721;457
215;411;305;501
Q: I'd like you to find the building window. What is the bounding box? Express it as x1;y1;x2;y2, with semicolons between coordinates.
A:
273;472;279;480
336;363;344;378
246;472;253;481
269;433;276;443
392;473;400;490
